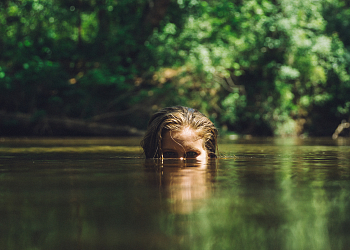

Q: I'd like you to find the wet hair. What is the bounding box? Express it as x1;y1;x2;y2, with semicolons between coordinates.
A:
141;106;218;158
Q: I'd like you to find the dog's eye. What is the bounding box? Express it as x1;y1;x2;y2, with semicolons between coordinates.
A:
163;151;178;158
185;151;199;158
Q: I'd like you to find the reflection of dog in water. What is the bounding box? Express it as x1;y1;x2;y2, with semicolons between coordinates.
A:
145;158;217;214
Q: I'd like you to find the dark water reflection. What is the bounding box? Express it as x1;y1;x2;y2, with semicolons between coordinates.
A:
1;137;350;250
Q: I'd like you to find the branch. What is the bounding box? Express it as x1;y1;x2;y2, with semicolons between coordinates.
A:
0;112;144;136
332;120;350;139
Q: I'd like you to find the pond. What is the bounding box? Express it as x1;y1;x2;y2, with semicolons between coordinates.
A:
0;137;350;250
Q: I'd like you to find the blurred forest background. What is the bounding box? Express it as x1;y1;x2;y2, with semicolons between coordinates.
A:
1;0;350;137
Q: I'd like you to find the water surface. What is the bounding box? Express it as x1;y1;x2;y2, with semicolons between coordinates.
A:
1;137;350;250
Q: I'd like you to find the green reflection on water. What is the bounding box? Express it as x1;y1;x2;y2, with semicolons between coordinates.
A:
0;137;143;154
0;137;350;249
0;145;142;154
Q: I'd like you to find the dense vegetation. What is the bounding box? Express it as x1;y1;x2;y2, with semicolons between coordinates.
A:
1;0;350;136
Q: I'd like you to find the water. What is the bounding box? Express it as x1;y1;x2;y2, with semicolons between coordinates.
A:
0;137;350;250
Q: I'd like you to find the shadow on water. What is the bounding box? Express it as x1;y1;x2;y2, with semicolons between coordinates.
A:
0;137;350;249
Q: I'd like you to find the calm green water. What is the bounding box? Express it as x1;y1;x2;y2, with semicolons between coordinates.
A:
0;137;350;250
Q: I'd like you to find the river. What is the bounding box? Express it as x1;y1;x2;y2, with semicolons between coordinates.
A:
0;137;349;250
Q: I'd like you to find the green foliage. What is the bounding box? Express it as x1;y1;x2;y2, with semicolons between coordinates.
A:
151;0;350;136
1;0;350;135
